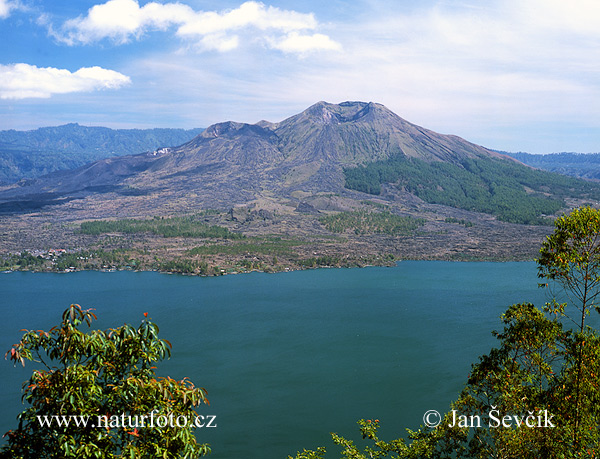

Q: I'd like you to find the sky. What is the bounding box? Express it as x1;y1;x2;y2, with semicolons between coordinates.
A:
1;0;600;153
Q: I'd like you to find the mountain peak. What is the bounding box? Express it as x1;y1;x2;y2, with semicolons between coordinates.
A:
301;101;390;125
0;100;515;213
292;101;401;125
202;121;247;138
200;121;271;140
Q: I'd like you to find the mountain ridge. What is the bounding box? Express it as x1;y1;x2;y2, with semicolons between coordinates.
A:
0;124;204;184
3;101;600;270
0;101;598;225
504;151;600;181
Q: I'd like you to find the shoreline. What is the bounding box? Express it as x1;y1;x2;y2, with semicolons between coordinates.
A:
0;254;537;277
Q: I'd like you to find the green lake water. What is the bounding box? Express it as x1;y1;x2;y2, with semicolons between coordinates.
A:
0;261;549;458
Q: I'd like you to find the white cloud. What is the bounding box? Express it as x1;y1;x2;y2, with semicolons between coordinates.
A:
56;0;340;54
268;32;342;54
60;0;194;45
0;63;131;99
197;34;240;53
175;1;316;36
517;0;600;37
0;0;19;18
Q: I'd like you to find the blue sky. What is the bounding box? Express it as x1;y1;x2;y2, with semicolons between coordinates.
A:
1;0;599;153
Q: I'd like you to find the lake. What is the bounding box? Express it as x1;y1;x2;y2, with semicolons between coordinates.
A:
0;261;548;458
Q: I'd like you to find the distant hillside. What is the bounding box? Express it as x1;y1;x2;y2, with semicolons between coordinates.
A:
504;151;600;181
0;124;203;183
1;101;600;226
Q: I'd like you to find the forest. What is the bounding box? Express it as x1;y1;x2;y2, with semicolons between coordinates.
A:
319;210;425;235
79;216;243;239
344;155;600;225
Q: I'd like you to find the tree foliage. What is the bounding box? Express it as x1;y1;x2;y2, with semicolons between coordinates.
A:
79;215;243;239
344;155;600;225
319;210;425;236
1;304;210;459
291;206;600;458
538;206;600;330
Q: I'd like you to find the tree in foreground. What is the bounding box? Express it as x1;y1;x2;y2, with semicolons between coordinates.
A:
1;304;210;459
289;206;600;458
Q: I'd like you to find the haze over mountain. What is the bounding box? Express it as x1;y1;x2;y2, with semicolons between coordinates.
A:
0;124;204;184
504;151;600;181
0;101;598;223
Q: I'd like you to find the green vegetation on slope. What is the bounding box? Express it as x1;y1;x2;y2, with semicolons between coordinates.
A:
445;217;474;227
79;216;243;239
320;210;425;235
344;155;600;225
188;237;304;257
0;235;396;275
